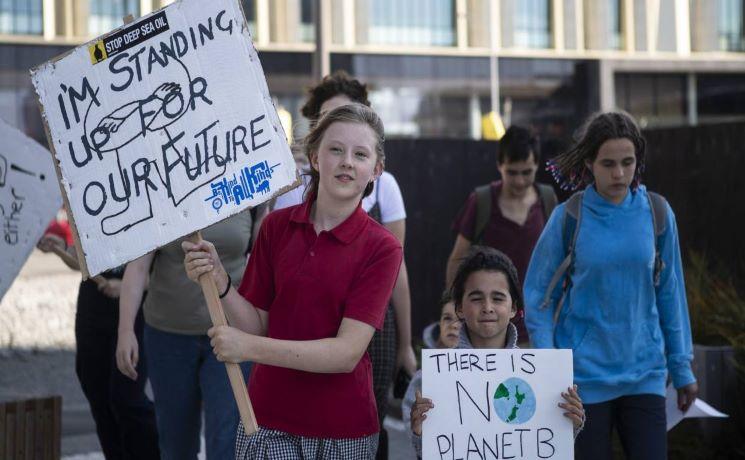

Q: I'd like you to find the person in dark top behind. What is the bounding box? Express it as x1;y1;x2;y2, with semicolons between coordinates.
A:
446;126;557;344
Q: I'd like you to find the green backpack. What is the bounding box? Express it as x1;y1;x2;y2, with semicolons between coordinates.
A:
473;182;558;245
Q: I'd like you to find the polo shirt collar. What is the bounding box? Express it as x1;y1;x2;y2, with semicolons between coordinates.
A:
289;196;369;244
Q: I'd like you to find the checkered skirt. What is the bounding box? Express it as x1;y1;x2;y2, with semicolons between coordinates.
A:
235;423;378;459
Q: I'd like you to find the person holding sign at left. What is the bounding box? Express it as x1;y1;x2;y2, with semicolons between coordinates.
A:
183;104;402;459
116;211;254;459
37;218;160;460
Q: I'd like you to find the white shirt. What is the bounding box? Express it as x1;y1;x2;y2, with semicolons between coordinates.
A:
273;171;406;224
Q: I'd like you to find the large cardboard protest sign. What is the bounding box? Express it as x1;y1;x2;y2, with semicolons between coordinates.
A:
0;119;62;301
422;349;574;460
31;0;296;277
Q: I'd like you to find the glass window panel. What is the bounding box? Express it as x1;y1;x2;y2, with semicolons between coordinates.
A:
330;54;598;139
360;0;456;47
514;0;551;48
697;73;745;123
299;0;314;42
655;76;686;119
88;0;140;36
0;44;75;143
242;0;257;38
607;0;622;50
718;0;745;51
0;0;42;35
615;73;687;127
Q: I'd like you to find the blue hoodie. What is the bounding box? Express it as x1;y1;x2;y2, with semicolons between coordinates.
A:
524;185;695;404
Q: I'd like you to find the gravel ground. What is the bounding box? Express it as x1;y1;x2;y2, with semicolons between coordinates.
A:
0;253;79;350
0;251;100;457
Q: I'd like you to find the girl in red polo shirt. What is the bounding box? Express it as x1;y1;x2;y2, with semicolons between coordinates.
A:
183;103;402;459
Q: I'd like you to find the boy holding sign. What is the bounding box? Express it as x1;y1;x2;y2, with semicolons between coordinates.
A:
183;104;402;459
409;247;584;459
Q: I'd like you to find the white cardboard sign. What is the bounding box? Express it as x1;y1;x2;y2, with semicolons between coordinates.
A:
31;0;296;277
422;349;574;460
0;119;62;301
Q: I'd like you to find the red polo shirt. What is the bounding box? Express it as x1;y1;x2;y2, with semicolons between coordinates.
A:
238;198;402;438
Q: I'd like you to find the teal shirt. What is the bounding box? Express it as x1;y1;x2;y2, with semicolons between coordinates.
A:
524;185;695;404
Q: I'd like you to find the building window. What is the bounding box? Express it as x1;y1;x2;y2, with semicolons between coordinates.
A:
615;73;687;127
697;73;745;123
718;0;745;51
0;0;43;35
242;0;257;38
606;0;623;50
89;0;140;36
360;0;456;47
299;0;313;42
584;0;623;50
514;0;552;48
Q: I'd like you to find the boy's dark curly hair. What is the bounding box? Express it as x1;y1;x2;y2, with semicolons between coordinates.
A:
451;246;523;311
300;71;370;122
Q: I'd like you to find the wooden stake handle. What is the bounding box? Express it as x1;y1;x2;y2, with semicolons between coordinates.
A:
187;231;258;434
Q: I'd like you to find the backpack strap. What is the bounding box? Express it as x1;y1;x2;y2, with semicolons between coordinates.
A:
536;183;558;220
646;191;668;286
540;191;583;325
473;184;492;245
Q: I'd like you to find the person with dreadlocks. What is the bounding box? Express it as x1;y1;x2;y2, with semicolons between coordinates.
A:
523;111;697;460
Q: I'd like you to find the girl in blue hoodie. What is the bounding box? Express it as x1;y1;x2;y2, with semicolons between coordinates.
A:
524;111;698;459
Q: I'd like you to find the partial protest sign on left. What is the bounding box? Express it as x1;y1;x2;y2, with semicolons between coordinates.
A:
0;119;62;302
30;0;297;277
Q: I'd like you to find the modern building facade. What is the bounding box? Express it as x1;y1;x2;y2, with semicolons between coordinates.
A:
2;0;745;144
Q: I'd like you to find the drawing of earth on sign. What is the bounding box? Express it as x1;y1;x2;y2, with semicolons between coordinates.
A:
493;377;536;424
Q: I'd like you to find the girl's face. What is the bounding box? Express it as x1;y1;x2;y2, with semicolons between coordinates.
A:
319;94;353;119
457;270;516;348
438;301;461;348
587;138;637;204
311;121;382;204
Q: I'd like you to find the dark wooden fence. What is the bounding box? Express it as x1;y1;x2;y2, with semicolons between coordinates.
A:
385;122;745;339
0;396;61;460
644;122;745;284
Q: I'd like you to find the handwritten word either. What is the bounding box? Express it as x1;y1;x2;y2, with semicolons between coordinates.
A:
1;188;25;245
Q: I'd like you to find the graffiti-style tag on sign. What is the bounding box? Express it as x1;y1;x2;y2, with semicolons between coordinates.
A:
422;349;575;460
0;119;62;301
31;0;297;277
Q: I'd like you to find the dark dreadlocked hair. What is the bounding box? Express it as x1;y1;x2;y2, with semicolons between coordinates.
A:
547;111;646;191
